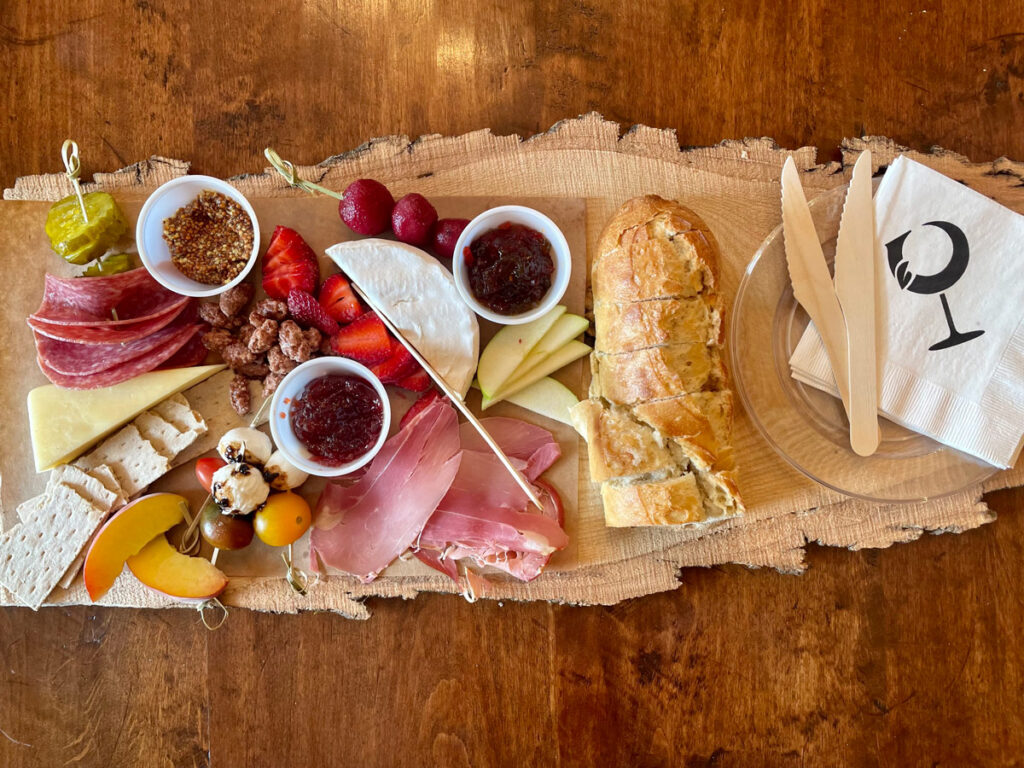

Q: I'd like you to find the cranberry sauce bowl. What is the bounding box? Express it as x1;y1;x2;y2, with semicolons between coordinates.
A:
269;357;391;477
452;205;571;325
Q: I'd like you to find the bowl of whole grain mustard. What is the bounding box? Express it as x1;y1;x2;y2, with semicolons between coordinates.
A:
136;175;260;297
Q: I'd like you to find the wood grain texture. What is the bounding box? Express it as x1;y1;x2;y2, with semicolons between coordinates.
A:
1;1;1023;766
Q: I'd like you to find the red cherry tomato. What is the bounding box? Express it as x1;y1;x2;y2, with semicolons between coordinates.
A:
195;457;227;493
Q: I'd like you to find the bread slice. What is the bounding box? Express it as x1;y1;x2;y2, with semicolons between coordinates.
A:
571;195;744;527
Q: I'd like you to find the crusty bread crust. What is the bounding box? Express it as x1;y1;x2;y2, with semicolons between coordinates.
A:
572;195;744;527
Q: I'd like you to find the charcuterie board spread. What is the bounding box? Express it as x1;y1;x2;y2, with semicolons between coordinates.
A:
2;115;1022;619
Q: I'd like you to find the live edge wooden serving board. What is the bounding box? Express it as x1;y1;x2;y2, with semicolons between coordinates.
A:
3;115;1023;620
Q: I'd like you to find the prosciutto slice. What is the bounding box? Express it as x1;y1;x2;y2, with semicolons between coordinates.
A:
416;418;567;583
29;269;187;326
36;325;203;389
310;397;462;583
34;302;199;376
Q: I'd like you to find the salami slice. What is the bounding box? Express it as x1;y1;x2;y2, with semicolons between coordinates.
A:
35;309;201;376
29;269;187;326
37;326;202;390
156;330;209;370
27;301;189;344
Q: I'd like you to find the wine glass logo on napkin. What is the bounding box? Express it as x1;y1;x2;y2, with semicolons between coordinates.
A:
885;220;985;351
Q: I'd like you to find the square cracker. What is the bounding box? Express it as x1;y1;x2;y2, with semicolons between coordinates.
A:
0;484;104;609
75;424;170;498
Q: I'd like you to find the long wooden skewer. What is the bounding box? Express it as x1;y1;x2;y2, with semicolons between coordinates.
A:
350;282;545;512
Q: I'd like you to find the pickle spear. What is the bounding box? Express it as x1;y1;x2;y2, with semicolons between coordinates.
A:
45;191;128;265
81;252;134;277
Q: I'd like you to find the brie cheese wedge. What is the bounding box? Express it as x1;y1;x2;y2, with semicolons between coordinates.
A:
326;240;480;396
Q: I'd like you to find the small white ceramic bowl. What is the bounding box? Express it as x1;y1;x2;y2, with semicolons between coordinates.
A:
269;357;391;478
451;205;571;325
136;175;260;298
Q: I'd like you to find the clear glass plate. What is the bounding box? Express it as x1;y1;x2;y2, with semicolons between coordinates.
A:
730;183;995;503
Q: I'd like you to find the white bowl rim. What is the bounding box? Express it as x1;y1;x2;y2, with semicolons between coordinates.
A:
269;357;392;478
135;174;261;298
451;204;572;325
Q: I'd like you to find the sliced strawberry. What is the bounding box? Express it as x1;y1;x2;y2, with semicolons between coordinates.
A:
318;273;364;323
370;339;418;383
329;312;391;365
399;390;442;430
395;366;431;392
262;226;319;300
287;289;339;336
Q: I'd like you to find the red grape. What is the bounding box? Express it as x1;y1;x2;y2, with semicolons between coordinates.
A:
391;193;438;246
431;218;470;260
339;179;394;236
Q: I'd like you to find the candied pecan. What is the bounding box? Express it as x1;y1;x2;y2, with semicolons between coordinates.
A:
251;298;288;322
234;360;270;379
201;328;234;353
247;318;278;354
229;375;251;416
262;372;285;396
222;341;257;369
219;282;253;318
198;302;233;328
279;320;314;362
267;345;297;375
319;332;335;356
238;324;255;346
303;327;322;349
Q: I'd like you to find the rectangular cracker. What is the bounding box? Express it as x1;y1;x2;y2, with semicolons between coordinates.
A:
82;464;128;508
47;464;119;513
151;393;207;435
133;411;196;459
0;484;104;609
75;424;171;498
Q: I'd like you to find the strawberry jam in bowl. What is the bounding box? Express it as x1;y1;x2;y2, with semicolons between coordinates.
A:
270;357;391;477
453;205;571;325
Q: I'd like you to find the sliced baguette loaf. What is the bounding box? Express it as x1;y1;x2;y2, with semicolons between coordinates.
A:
570;195;743;527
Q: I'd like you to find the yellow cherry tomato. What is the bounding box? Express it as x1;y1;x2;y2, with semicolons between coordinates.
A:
254;492;312;547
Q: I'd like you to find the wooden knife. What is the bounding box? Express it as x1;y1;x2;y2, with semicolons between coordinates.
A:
781;156;852;416
834;150;880;457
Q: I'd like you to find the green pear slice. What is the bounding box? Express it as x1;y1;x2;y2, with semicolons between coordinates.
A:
476;306;566;397
504;313;589;385
483;340;591;409
500;377;579;425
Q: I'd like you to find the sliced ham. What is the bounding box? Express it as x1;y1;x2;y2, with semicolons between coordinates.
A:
310;397;462;583
458;417;562;482
36;325;203;389
29;269;187;326
416;441;567;582
34;303;198;376
27;300;188;344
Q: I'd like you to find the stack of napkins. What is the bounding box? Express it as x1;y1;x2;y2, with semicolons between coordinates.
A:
790;155;1024;469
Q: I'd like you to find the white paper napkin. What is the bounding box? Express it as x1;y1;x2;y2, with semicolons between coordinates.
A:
790;155;1024;469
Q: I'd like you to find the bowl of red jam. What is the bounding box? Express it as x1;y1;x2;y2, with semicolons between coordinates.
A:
452;205;571;325
269;357;391;477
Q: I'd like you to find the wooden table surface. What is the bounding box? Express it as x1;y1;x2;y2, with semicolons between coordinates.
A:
2;2;1023;766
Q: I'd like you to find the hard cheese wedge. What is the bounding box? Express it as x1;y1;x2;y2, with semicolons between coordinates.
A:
28;364;224;471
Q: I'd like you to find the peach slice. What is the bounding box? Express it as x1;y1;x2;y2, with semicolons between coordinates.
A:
126;534;228;600
83;493;189;601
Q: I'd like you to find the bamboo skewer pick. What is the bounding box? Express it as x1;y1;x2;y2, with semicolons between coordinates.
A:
350;282;546;512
